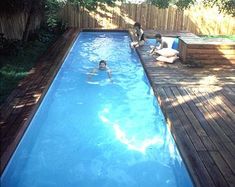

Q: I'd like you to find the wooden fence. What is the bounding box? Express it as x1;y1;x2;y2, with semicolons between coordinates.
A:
0;3;234;39
60;3;235;35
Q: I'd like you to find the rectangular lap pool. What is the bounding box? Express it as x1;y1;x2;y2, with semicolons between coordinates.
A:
1;32;193;187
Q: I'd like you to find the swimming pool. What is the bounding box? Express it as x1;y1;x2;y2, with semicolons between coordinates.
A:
1;32;193;187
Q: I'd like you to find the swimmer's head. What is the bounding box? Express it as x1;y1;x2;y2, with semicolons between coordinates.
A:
99;60;107;70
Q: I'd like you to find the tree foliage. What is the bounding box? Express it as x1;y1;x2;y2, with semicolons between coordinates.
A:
148;0;235;16
68;0;121;10
45;0;120;30
0;0;120;14
147;0;196;9
45;0;66;30
203;0;235;16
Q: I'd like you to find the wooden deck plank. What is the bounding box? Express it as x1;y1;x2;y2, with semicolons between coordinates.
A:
185;88;235;144
196;89;235;136
198;151;229;187
209;151;235;187
229;86;235;92
177;88;218;151
221;87;235;106
210;90;235;116
202;90;235;133
170;87;208;137
163;87;206;151
155;87;215;187
184;89;235;173
230;134;235;144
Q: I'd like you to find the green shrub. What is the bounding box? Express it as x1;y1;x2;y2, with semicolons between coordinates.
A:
0;28;59;104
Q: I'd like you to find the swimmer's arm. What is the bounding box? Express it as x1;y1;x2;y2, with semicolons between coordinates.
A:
87;68;97;81
107;69;113;82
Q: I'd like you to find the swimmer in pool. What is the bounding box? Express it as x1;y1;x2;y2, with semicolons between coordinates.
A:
88;60;112;82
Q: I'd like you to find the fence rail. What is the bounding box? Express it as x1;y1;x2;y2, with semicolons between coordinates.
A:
60;3;235;35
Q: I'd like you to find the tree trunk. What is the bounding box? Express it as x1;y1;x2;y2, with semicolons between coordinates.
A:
22;0;43;42
22;0;33;42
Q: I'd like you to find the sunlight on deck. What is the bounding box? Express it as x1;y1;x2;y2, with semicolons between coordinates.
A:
199;75;218;85
33;93;41;102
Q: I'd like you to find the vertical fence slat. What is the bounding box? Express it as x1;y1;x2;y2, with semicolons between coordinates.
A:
160;8;164;30
153;6;158;29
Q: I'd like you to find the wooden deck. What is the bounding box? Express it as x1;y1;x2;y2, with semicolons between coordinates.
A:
0;28;79;173
136;41;235;186
0;29;235;186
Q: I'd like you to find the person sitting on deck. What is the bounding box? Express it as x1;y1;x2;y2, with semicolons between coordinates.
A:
131;22;146;48
150;33;168;54
149;34;179;63
88;60;112;82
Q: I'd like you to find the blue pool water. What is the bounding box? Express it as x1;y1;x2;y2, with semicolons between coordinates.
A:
1;32;193;187
147;37;179;50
